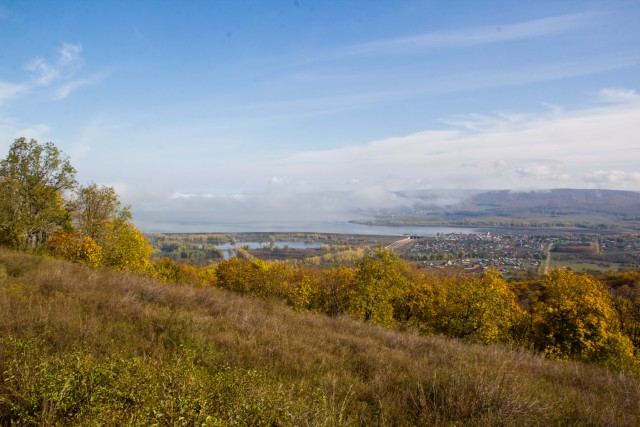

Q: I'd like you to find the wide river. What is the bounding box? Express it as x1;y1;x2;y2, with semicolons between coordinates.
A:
178;221;478;236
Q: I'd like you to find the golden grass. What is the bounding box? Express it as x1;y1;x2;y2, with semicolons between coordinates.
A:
1;249;639;426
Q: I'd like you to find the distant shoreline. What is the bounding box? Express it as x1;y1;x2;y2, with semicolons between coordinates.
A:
141;221;477;236
348;220;632;236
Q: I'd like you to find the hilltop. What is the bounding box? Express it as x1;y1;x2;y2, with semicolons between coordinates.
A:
460;188;640;218
1;249;639;426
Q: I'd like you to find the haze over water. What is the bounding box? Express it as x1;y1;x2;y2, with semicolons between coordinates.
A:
144;221;477;236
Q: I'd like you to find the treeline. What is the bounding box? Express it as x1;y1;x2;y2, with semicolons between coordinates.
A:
153;249;639;371
1;138;639;372
147;242;640;371
362;217;625;230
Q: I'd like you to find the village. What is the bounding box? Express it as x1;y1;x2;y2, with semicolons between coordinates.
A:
402;232;640;275
404;232;549;275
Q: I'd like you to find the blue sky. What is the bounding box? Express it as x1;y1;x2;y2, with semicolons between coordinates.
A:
1;1;639;230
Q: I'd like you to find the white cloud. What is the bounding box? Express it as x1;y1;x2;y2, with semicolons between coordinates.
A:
2;42;96;102
0;81;28;102
127;188;362;232
441;112;536;132
172;192;206;199
256;54;640;124
342;13;592;56
515;162;570;181
598;87;639;103
171;192;246;201
583;169;640;186
0;119;50;148
120;91;640;231
351;185;403;208
0;42;97;114
54;73;105;100
26;57;60;85
272;93;640;192
58;43;83;67
26;43;83;87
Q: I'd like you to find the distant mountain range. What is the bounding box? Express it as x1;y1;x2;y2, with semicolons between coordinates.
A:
357;189;640;231
458;189;640;218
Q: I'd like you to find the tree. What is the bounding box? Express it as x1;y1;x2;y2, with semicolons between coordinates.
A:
532;269;634;366
48;229;103;268
45;181;152;273
71;183;131;241
99;219;153;273
350;247;414;326
314;267;355;316
0;138;76;250
0;138;153;272
611;281;640;352
216;257;255;294
432;269;523;344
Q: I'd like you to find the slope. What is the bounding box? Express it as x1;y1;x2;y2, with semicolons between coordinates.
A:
0;249;638;426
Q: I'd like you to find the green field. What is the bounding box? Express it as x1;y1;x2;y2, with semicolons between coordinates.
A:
549;256;621;273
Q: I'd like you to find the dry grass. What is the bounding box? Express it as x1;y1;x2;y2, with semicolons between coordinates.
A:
1;249;639;426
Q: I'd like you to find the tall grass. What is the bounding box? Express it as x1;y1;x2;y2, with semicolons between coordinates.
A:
1;249;639;426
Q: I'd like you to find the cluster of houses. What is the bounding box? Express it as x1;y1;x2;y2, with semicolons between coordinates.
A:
408;233;550;274
600;235;640;252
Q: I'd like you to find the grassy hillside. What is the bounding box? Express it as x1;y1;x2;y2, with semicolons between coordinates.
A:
1;249;639;426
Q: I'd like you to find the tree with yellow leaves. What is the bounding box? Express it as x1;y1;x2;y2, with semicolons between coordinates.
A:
350;247;414;326
99;219;152;273
48;229;103;268
532;269;635;367
313;267;355;316
74;183;152;272
430;269;523;344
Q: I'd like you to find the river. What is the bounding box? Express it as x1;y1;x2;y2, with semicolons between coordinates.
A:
171;221;478;236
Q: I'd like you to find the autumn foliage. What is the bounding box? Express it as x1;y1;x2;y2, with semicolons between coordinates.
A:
1;137;639;372
210;247;639;370
3;249;639;425
531;269;635;367
0;138;152;273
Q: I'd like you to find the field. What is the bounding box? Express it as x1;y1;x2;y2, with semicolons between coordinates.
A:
1;249;639;426
549;255;621;273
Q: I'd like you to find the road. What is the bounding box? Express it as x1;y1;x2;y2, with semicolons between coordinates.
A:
542;243;553;275
386;237;412;251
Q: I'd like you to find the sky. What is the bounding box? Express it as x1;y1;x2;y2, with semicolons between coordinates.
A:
1;1;639;231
